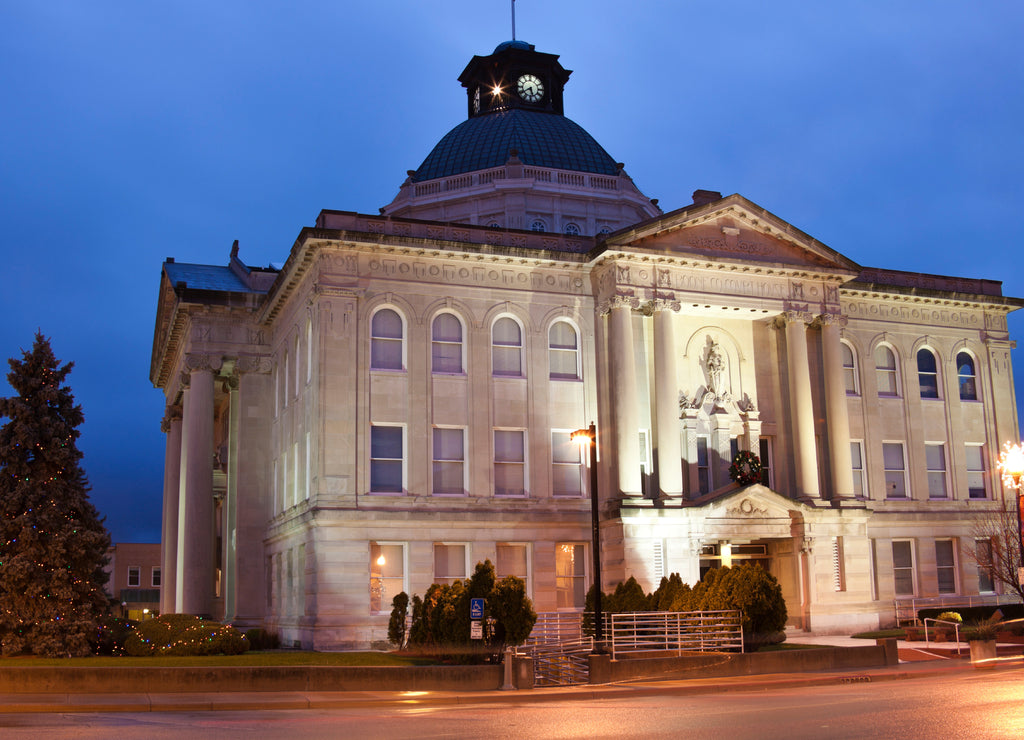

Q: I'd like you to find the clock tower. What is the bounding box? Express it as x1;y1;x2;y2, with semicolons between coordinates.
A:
458;40;570;118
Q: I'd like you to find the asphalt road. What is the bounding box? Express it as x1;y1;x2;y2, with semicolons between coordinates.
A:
1;667;1022;739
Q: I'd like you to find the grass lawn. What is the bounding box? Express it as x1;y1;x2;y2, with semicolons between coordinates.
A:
0;651;438;668
849;629;905;640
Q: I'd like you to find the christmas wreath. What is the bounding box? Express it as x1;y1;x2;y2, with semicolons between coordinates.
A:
729;450;762;486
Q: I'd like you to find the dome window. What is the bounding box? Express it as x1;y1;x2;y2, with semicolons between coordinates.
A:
563;223;580;236
530;219;547;232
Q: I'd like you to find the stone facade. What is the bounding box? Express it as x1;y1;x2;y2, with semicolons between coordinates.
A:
151;42;1023;648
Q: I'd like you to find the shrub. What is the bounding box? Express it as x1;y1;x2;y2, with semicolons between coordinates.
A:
936;611;962;623
92;616;136;656
244;628;280;651
402;560;536;661
387;592;409;648
124;614;250;657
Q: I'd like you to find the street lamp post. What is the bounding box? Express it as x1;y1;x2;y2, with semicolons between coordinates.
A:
996;441;1024;589
572;423;604;654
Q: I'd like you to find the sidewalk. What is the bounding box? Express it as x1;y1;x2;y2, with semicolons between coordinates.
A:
2;647;1020;715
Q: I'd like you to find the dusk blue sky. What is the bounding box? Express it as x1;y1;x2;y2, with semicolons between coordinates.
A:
2;2;1022;543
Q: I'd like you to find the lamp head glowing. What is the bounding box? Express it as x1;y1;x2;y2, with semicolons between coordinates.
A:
376;554;386;567
571;428;593;446
998;442;1024;489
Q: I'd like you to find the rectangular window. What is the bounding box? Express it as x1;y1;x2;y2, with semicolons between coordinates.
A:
433;427;466;495
883;442;907;498
965;444;986;499
433;543;468;585
127;566;140;588
305;432;311;500
976;539;995;593
496;543;530;594
370;542;405;613
151;567;161;588
892;540;915;596
495;429;526;496
370;425;404;493
555;543;587;609
297;543;306;617
292;441;300;507
935;539;957;594
926;444;947;499
759;437;773;488
551;431;583;496
697;436;710;494
851;441;866;498
729;437;739;461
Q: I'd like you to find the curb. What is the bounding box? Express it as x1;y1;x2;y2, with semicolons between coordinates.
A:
1;660;1011;714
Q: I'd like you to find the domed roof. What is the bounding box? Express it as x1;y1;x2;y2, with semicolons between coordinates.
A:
412;109;620;182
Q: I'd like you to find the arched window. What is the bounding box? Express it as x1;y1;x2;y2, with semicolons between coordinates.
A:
549;321;579;379
957;352;978;400
563;222;580;236
841;342;858;394
487;221;501;229
431;313;463;374
370;308;404;370
917;348;939;399
530;219;546;232
492;317;523;376
598;226;611;235
875;346;898;396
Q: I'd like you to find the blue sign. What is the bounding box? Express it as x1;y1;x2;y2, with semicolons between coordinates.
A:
470;598;485;620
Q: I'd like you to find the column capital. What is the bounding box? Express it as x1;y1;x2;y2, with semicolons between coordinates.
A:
774;310;814;328
598;294;640;316
814;313;848;329
161;405;182;433
184;353;222;373
650;297;681;313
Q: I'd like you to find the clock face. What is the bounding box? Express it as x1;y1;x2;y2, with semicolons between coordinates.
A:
517;74;544;103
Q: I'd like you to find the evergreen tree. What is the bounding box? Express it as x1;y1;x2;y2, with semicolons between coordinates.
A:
0;333;110;657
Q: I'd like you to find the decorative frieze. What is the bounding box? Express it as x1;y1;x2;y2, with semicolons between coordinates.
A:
842;300;982;328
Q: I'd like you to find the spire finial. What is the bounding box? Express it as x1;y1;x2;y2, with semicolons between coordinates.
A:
511;0;516;41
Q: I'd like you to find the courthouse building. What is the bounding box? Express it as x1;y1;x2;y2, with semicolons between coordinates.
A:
151;40;1022;648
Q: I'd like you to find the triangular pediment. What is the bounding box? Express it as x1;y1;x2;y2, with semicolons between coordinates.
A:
605;193;861;278
697;484;807;540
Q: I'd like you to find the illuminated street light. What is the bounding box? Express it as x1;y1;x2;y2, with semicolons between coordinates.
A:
996;441;1024;588
572;423;605;654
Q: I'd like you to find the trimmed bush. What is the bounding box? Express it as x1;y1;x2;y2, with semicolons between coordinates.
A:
244;628;280;651
124;614;250;657
399;560;536;661
92;616;136;656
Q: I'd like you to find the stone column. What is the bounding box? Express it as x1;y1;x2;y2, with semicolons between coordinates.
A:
160;406;182;614
608;299;642;497
782;312;821;500
178;356;217;617
653;302;683;498
233;355;273;627
222;375;240;622
819;315;855;500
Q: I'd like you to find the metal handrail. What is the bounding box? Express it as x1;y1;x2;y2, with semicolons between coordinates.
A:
923;617;963;655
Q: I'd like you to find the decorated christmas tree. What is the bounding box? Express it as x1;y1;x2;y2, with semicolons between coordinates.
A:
0;333;110;657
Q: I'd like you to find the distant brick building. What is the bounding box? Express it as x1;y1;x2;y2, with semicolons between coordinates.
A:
104;543;161;620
